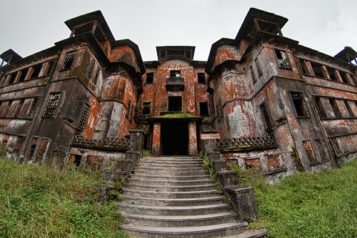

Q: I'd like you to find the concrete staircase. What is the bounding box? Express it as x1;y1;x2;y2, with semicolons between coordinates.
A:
118;156;266;238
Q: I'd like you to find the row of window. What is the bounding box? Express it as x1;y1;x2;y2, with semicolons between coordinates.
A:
145;71;206;84
0;60;54;87
299;58;357;86
314;96;357;119
141;99;209;117
0;97;38;119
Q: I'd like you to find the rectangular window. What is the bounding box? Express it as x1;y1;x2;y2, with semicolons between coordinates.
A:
86;59;95;79
15;99;24;118
257;20;282;35
43;92;61;117
142;102;151;115
168;96;182;112
329;98;341;118
28;98;38;117
43;61;54;76
170;70;181;78
299;58;310;75
314;96;327;119
311;62;325;78
274;49;291;70
30;64;42;79
0;101;11;117
78;104;90;131
197;73;206;84
250;66;257;84
290;91;309;117
326;67;337;81
62;51;76;71
343;100;353;118
255;58;263;77
260;103;273;132
199;102;209;116
302;140;317;164
146;72;154;84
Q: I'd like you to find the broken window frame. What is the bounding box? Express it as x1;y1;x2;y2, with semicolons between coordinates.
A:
313;96;327;119
326;67;338;81
61;51;76;71
142;102;151;115
273;48;292;70
17;68;28;83
289;91;309;117
146;72;154;84
43;92;62;118
30;63;43;79
298;58;310;76
339;71;351;85
329;98;342;119
310;62;326;79
78;103;90;131
197;73;206;84
260;102;273;133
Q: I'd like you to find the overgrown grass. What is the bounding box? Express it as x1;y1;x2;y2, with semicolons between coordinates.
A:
232;160;357;238
0;157;126;238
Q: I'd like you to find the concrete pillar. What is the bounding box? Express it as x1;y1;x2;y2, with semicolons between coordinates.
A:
152;123;161;156
188;121;198;156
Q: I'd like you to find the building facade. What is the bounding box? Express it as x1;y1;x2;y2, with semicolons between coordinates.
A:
0;8;356;177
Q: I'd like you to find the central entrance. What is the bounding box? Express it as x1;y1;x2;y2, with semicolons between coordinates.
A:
161;120;188;155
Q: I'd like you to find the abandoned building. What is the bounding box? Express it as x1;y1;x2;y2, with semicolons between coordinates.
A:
0;8;357;176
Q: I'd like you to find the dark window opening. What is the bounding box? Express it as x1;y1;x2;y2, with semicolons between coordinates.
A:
78;104;90;131
86;59;95;79
62;51;76;71
258;20;282;35
170;70;181;78
299;58;310;75
142;102;151;115
28;98;38;117
44;61;54;76
344;100;354;117
168;96;182;112
7;73;16;85
250;66;257;84
311;62;325;78
290;91;309;117
30;64;42;79
340;72;350;84
329;98;342;118
15;99;24;118
255;58;263;77
274;49;291;70
146;72;154;84
326;67;337;81
17;69;27;82
260;103;273;132
199;102;209;116
74;155;82;167
43;92;61;117
197;73;206;84
314;96;327;119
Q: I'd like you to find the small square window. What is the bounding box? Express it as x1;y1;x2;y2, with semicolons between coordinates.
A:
168;96;182;112
142;102;151;115
274;49;291;70
199;102;209;116
170;70;181;78
62;51;76;71
290;91;309;117
146;72;154;84
197;73;205;84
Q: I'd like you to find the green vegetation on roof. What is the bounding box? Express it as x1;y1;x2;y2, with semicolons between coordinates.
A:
157;112;198;119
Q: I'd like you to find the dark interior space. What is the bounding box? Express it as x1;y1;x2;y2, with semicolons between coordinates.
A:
161;120;188;155
168;96;182;112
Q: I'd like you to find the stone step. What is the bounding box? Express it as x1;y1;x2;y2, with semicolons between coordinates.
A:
124;183;216;192
143;156;200;161
121;212;236;227
120;195;224;206
122;222;247;238
139;159;203;164
122;188;220;199
219;229;267;238
136;164;204;170
133;169;208;176
129;174;211;181
118;203;230;216
127;178;213;186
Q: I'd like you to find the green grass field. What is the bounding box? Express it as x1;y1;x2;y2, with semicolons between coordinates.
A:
233;160;357;238
0;157;126;238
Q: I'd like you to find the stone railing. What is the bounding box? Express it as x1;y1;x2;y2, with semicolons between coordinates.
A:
71;135;130;152
217;135;278;152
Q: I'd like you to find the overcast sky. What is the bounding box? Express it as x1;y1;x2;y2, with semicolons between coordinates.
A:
0;0;356;61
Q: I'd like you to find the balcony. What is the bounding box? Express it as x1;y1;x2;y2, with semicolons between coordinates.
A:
166;77;184;91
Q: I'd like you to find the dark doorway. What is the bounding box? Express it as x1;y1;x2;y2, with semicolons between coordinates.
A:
161;120;188;155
